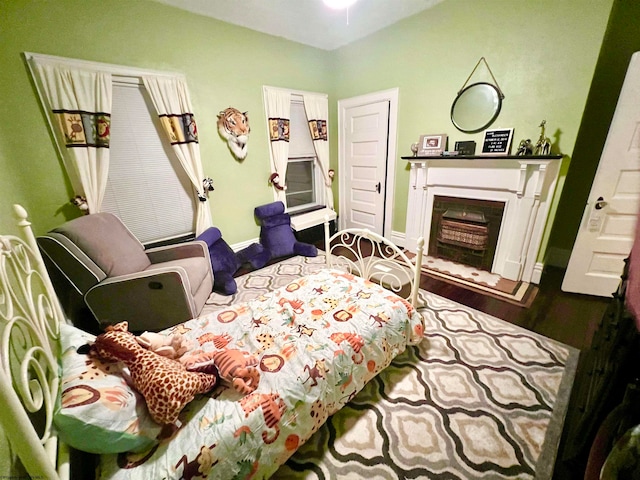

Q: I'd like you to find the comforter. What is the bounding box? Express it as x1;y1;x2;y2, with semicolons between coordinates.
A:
98;268;423;479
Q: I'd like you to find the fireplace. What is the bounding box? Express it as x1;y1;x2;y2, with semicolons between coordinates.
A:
429;196;504;271
403;156;562;284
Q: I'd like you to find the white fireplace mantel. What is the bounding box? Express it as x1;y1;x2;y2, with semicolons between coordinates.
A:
403;155;562;284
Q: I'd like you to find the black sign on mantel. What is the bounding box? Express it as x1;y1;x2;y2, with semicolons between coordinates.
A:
481;128;513;155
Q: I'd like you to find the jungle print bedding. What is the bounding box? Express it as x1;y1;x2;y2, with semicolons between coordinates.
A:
98;268;423;480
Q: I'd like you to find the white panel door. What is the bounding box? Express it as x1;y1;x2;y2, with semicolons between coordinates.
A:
562;52;640;296
343;101;390;234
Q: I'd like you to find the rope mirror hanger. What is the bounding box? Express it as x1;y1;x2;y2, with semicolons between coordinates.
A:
451;57;505;134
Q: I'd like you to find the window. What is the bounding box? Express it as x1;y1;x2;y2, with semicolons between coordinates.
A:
26;53;197;246
101;80;196;245
286;95;324;213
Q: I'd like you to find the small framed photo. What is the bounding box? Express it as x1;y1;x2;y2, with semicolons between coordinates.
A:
481;128;514;156
418;134;447;156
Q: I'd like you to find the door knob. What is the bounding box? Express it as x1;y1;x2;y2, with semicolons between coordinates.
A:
375;182;381;194
594;196;607;210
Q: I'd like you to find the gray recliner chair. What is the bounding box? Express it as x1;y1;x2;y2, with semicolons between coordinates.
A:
37;212;213;332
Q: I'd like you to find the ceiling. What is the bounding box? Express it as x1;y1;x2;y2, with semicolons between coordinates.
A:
152;0;444;51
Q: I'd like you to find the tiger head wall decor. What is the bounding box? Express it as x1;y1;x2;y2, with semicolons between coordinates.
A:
217;107;250;160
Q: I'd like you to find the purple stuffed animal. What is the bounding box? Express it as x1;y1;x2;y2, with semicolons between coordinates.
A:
254;201;317;260
196;227;241;295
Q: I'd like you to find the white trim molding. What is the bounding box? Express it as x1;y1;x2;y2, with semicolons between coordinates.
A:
290;208;337;231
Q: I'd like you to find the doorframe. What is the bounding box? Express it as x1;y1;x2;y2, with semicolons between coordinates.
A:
337;88;399;239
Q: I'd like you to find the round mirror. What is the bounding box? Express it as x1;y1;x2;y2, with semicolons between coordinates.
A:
451;82;503;134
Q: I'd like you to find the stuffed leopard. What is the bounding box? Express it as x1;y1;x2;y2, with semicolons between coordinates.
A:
180;348;260;395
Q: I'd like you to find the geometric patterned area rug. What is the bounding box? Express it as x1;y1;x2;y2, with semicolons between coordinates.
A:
276;291;578;479
204;255;578;479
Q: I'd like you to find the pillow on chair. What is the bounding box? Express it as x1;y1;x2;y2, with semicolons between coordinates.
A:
254;201;317;261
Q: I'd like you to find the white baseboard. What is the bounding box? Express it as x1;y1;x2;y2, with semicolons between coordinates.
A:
531;262;544;285
391;231;406;249
528;247;570;284
231;237;259;252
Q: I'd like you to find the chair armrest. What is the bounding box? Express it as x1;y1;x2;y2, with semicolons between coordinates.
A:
145;240;208;264
84;269;197;331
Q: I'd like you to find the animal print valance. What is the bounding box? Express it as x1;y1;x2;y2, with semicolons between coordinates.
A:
53;110;110;148
269;117;290;142
308;119;327;141
158;113;198;145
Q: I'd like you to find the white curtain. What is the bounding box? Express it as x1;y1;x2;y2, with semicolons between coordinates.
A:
264;87;291;203
32;62;112;214
142;76;212;235
302;93;333;209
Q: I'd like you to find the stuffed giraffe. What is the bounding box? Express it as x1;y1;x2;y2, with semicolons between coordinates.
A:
90;322;218;425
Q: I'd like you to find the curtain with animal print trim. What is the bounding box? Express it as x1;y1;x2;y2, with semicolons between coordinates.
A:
31;61;112;214
263;87;291;204
142;76;212;235
302;93;333;209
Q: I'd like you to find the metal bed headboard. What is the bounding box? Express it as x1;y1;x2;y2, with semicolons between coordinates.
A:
323;219;425;310
0;205;69;479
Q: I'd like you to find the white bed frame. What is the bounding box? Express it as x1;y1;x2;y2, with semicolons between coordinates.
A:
324;221;425;310
0;205;69;479
0;206;423;480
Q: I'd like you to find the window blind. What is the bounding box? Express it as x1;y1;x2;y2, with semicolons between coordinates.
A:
285;95;323;211
288;96;315;158
101;82;196;244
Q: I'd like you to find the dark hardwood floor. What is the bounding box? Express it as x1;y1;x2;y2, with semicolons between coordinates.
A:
419;265;609;353
420;265;612;480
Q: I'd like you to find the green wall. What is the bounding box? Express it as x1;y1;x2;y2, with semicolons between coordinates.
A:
0;0;333;243
0;0;615;252
333;0;613;260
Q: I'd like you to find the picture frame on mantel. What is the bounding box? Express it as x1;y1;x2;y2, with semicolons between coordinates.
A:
481;128;514;155
418;134;447;156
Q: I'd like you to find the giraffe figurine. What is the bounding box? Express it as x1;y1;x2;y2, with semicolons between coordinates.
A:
534;120;551;156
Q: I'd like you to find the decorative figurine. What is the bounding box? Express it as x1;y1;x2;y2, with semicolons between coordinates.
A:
516;139;533;156
534;120;551;156
410;143;419;157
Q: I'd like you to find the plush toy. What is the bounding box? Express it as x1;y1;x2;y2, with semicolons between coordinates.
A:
180;348;260;395
268;172;286;191
200;177;215;201
196;226;242;295
135;331;192;359
70;195;89;215
254;201;317;261
217;107;250;160
90;322;218;425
